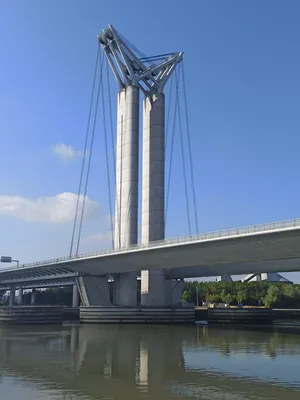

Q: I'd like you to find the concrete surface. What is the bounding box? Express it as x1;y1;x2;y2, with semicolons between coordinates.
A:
113;85;139;305
1;224;300;282
77;276;111;306
141;93;166;306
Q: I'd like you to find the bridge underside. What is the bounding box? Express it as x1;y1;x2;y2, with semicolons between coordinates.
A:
164;258;300;279
1;229;300;305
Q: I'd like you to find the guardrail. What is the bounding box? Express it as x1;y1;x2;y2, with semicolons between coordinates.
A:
1;217;300;273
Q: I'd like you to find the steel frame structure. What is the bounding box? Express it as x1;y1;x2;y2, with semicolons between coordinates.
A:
98;24;182;94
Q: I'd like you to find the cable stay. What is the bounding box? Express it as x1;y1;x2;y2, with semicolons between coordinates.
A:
139;53;175;63
101;63;114;249
106;58;116;183
165;60;199;238
165;65;180;226
177;67;192;236
106;58;122;250
69;45;100;257
75;51;105;256
181;61;199;234
106;58;117;247
165;73;175;151
70;42;199;257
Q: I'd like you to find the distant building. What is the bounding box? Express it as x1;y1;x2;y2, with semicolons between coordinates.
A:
217;275;233;282
242;272;293;284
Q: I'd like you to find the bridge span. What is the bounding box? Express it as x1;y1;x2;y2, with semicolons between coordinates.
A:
1;218;300;290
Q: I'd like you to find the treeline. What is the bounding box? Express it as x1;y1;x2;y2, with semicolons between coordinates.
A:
182;281;300;308
30;287;73;305
3;287;73;306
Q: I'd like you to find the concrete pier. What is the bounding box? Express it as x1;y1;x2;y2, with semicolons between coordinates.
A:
72;284;80;307
80;306;195;324
9;285;15;306
18;288;23;305
114;273;137;306
141;93;166;306
31;289;36;305
77;276;111;306
114;85;139;306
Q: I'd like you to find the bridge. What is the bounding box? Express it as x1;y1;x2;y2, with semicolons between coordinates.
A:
1;217;300;306
1;25;299;318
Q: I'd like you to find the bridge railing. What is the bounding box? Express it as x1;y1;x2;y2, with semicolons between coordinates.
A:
2;217;300;272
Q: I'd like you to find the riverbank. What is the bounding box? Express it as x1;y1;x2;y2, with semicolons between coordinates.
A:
196;307;300;324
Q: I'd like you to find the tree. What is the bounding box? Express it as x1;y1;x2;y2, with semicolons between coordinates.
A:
263;285;281;308
181;281;300;308
236;290;247;305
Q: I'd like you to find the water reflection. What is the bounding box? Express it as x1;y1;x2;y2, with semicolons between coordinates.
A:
0;324;299;399
195;325;300;358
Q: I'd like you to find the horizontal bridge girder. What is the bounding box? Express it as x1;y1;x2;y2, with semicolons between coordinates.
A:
0;272;77;286
0;219;300;282
0;279;76;291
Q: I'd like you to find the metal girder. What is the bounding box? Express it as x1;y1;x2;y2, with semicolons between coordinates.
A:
0;265;77;282
0;277;76;291
0;272;77;286
98;24;183;95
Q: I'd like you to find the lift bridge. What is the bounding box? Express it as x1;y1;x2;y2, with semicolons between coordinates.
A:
1;25;300;312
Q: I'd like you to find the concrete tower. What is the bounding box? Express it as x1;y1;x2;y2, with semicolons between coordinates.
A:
98;26;140;305
99;25;182;306
140;55;182;306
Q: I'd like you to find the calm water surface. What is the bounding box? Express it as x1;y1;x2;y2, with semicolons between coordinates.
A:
0;323;299;399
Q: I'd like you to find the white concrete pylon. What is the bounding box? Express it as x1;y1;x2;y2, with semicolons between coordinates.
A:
114;86;139;249
141;93;166;305
113;85;139;306
140;61;183;306
99;26;142;305
98;25;183;306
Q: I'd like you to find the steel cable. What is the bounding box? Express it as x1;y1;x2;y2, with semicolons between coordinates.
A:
101;67;114;248
75;50;105;255
177;68;192;235
181;61;199;233
165;73;175;151
69;45;100;256
165;67;180;226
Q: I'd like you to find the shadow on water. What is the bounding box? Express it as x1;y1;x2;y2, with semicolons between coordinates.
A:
0;324;299;399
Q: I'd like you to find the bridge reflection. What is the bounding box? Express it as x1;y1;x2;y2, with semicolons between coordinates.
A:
0;325;299;399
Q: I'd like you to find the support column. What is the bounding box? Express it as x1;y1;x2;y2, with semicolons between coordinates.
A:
114;85;139;306
141;93;166;306
72;283;80;307
18;288;23;305
9;285;15;306
165;279;184;306
31;289;37;305
77;276;111;306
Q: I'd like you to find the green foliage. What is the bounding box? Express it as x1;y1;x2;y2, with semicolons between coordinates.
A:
264;285;281;308
182;281;300;308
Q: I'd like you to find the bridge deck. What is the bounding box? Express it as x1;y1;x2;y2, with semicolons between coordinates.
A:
0;218;300;284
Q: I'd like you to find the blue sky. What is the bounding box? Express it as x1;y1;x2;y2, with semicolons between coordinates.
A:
1;1;300;280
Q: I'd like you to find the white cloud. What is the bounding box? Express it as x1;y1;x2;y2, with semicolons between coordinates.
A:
53;143;83;161
0;192;99;223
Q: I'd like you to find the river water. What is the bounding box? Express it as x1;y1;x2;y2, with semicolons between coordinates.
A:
0;323;299;399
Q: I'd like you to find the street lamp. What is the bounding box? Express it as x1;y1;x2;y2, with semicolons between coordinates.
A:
0;256;19;267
